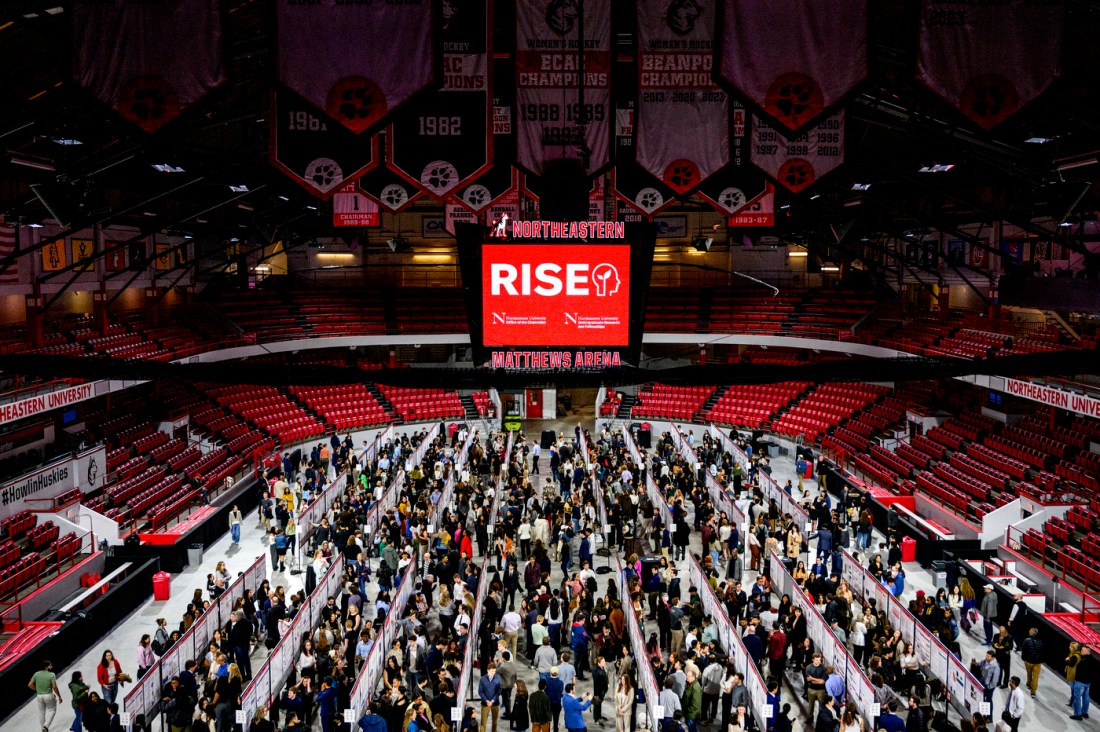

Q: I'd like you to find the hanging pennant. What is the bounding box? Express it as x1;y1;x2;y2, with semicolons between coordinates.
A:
696;102;770;218
717;0;866;135
73;0;224;132
72;238;96;272
612;162;678;219
515;0;612;176
917;0;1063;130
452;166;521;215
388;0;492;200
271;88;379;200
636;0;728;194
750;112;845;193
41;241;66;272
277;0;437;134
357;166;423;215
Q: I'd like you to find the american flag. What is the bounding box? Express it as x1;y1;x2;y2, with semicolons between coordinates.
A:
0;220;18;284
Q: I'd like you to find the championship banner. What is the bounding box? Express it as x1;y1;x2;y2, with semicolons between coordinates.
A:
72;238;96;272
0;221;18;285
697;100;768;216
387;0;491;200
612;162;677;218
41;240;66;271
276;0;436;135
916;0;1063;130
333;183;380;227
103;242;126;272
717;0;866;135
750;111;844;193
271;87;379;200
357;164;423;214
968;241;989;269
516;0;612;176
452;165;521;215
445;203;478;235
73;0;224;132
636;0;728;194
155;243;174;271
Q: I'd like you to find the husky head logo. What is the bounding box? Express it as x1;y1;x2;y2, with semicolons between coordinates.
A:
491;213;510;238
87;457;99;487
546;0;579;35
666;0;703;35
442;0;459;32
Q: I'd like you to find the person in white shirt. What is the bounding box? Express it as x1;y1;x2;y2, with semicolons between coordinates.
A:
501;609;523;659
1005;676;1026;732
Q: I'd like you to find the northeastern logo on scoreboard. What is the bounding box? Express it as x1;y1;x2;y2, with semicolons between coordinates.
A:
494;218;626;240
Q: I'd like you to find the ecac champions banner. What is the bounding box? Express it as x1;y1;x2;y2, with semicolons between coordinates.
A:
482;244;630;347
277;0;436;134
516;0;612;176
636;0;728;194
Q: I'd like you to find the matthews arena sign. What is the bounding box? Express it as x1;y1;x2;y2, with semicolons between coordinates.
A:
490;350;622;369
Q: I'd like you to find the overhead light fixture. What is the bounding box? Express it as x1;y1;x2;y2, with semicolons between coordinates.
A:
851;182;872;191
142;211;158;217
317;252;356;260
22;12;38;19
26;222;43;228
305;205;317;211
918;163;955;173
779;204;791;210
387;237;409;253
787;249;808;258
151;163;184;173
820;265;840;272
10;156;54;171
810;194;820;200
44;6;64;14
277;195;289;201
1055;155;1099;172
691;236;713;252
228;184;249;193
843;199;862;207
184;234;193;239
237;203;254;211
228;237;239;242
1058;220;1074;227
1024;136;1057;144
51;138;82;146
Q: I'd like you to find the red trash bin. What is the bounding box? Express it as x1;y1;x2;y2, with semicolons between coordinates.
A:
901;536;917;563
152;571;171;601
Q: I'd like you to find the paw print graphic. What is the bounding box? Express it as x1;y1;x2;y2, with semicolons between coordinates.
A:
118;76;180;131
305;158;342;191
420;161;459;193
777;158;815;192
961;74;1018;128
717;188;747;212
663;159;699;193
462;185;491;209
765;73;823;129
380;184;409;209
636;187;664;213
326;76;386;133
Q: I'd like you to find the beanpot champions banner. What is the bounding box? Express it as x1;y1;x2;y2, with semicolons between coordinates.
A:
636;0;728;194
271;87;379;199
751;111;845;192
516;0;612;176
388;0;492;200
917;0;1063;130
277;0;436;135
73;0;225;132
718;0;866;135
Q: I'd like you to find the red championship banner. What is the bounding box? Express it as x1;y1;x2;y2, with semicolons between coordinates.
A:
73;0;225;133
104;243;126;272
717;0;866;135
751;111;845;193
516;0;612;176
277;0;436;135
388;0;492;200
917;0;1063;130
636;0;728;194
271;88;379;199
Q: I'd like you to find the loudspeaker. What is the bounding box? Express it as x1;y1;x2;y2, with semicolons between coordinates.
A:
538;159;588;221
636;429;652;449
541;430;556;449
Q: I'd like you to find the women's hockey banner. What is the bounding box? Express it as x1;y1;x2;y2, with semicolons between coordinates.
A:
387;0;492;200
717;0;866;136
917;0;1063;130
277;0;436;135
750;111;845;193
636;0;728;194
73;0;224;132
516;0;612;175
271;88;379;199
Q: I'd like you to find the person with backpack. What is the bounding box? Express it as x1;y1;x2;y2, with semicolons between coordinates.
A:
152;618;170;657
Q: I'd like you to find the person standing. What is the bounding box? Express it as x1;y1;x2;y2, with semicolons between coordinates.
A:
529;679;552;732
980;585;999;646
979;650;1001;718
229;505;243;546
1019;628;1043;697
562;684;592;732
591;657;609;725
480;663;503;732
682;670;702;732
136;635;155;679
1005;677;1025;732
68;671;89;732
614;675;634;732
546;668;565;732
498;652;518;720
96;650;123;705
804;653;829;721
1071;645;1095;721
28;659;61;732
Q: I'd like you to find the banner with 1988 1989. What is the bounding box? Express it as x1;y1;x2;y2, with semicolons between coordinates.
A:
636;0;728;194
516;0;612;176
718;0;866;136
277;0;436;135
73;0;225;133
387;0;492;200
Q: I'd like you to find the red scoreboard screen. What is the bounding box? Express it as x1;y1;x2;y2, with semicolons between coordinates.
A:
481;243;631;347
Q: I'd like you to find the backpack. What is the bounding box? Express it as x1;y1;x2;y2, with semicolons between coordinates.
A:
152;627;170;656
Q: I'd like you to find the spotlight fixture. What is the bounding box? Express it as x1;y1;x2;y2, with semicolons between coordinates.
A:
387;237;409;253
918;163;955;173
691;236;713;252
151;163;184;173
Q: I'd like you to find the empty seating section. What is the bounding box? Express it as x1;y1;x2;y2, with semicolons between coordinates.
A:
378;386;463;421
393;289;469;333
289;385;389;430
644;291;702;332
704;383;807;427
203;385;325;444
472;391;493;417
631;385;716;421
0;511;84;600
772;383;887;442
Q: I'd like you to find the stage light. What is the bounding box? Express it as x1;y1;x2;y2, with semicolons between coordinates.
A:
691;236;713;252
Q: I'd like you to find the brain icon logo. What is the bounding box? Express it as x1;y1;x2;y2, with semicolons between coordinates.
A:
636;187;664;214
117;76;180;131
777;158;816;192
462;185;491;210
764;73;824;130
326;76;387;134
960;74;1019;130
591;263;621;297
717;187;747;213
380;184;410;210
663;159;700;194
304;158;344;193
420;161;459;194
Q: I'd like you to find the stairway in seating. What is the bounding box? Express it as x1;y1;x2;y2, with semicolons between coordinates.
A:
278;388;329;429
616;394;636;420
459;393;478;421
1042;310;1081;343
694;385;728;421
366;383;402;423
770;383;818;422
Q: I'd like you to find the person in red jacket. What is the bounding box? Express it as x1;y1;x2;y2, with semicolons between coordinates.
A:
96;649;124;705
461;532;474;559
